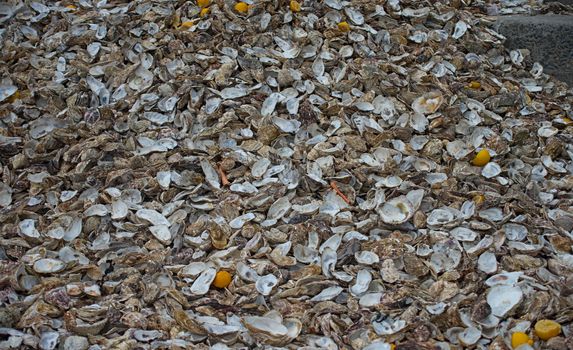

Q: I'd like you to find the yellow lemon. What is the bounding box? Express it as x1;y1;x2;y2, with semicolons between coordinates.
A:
511;332;531;349
290;0;301;12
467;81;481;89
534;320;561;341
179;21;196;29
197;0;210;8
338;21;350;32
172;13;181;28
6;90;20;103
234;2;249;13
472;149;491;167
473;193;485;206
212;271;232;288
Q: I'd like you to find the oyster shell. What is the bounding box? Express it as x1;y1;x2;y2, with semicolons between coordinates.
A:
350;269;372;296
190;268;217;295
378;196;415;225
255;274;278;296
487;285;523;317
33;259;65;274
412;92;444;115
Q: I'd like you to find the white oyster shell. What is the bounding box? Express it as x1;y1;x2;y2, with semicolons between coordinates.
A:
229;213;256;229
355;251;380;265
378;196;415;224
255;274;278;295
503;223;528;241
136;209;170;226
412;92;444;114
478;251;498;274
310;286;343;302
33;258;65;274
487;285;523;317
458;326;481;346
19;219;40;238
149;225;171;243
243;316;288;337
190;268;216;295
350;269;372;296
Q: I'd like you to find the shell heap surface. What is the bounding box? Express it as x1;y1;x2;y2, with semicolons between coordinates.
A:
0;0;573;349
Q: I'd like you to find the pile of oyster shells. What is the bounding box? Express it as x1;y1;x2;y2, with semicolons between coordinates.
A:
1;0;572;349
